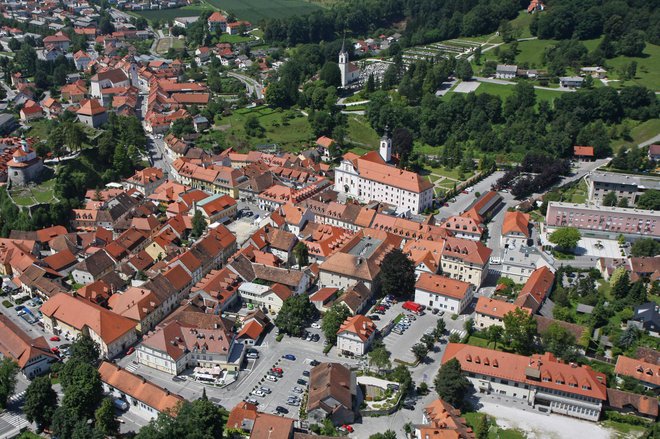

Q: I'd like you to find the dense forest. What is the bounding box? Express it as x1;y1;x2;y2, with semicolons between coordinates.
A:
263;0;659;48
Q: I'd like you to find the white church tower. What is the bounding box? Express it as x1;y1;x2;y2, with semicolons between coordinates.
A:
338;39;349;88
379;129;392;163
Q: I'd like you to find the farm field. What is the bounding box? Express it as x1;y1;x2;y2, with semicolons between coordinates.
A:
206;0;322;23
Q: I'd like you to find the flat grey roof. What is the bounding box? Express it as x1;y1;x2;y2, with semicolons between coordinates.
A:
589;172;660;190
347;236;382;258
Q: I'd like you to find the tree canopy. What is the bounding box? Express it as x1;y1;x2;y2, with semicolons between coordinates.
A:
24;376;58;431
503;308;538;355
631;238;660;257
322;303;351;345
0;358;18;409
274;294;317;337
549;227;581;250
380;248;416;298
434;358;471;409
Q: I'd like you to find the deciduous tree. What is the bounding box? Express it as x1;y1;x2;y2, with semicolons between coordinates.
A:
24;376;58;431
321;303;351;345
503;308;537;355
549;227;581;250
275;294;317;337
0;358;18;409
434;358;470;409
380;248;416;298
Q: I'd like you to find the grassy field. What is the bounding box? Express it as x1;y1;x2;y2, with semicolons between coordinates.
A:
508;10;533;39
219;106;314;151
606;43;660;90
206;0;321;22
612;118;660;150
9;179;57;206
218;34;253;43
463;412;527;439
474;81;565;104
346;115;381;152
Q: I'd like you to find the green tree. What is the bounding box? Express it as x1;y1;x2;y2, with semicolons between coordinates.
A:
455;59;473;81
411;343;429;362
434;358;470;409
617;197;629;208
69;334;101;364
274;294;317;337
369;431;397;439
0;358;18;409
368;344;391;373
135;397;226;439
636;190;660;210
617;325;640;350
380;248;416;298
485;325;503;349
474;414;490;439
244;115;265;137
549;227;581;250
319;62;341;88
421;334;435;350
434;319;447;339
293;241;309;267
94;398;119;437
541;323;578;361
24;376;58;431
191;210;207;239
51;405;85;439
59;359;103;419
602;191;618;206
631;238;660;257
612;270;630;300
365;73;375;94
321;303;351;345
503;308;537;355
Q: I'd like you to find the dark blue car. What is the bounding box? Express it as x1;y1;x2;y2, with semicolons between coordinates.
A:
282;354;296;361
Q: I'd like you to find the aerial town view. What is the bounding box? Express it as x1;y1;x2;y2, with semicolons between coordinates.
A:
0;0;658;438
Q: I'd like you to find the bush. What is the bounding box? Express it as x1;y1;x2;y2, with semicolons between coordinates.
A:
604;410;652;426
275;333;284;342
2;300;12;308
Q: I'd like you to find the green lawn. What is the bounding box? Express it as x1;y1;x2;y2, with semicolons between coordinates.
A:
466;335;490;348
612;118;660;150
219;106;314;151
346;115;380;152
474;81;565;104
218;34;253;43
206;0;322;22
9;179;57;206
606;43;660;90
463;412;527;439
508;10;533;39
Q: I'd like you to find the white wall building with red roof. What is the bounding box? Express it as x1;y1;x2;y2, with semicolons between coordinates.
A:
442;343;608;421
334;133;434;214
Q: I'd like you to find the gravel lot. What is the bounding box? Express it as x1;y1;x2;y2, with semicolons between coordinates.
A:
479;399;614;439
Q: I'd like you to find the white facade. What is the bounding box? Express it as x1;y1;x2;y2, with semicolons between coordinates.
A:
334;159;434;215
338;47;360;87
414;284;473;314
337;331;373;356
238;282;286;313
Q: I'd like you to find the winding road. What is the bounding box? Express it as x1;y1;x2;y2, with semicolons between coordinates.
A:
227;72;264;99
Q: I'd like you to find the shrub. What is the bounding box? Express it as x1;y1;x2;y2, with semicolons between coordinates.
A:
2;300;12;308
275;333;284;342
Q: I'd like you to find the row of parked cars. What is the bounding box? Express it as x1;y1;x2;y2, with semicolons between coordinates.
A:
391;313;417;335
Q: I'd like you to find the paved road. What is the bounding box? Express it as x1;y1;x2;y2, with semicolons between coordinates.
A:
228;72;264;99
639;133;660;148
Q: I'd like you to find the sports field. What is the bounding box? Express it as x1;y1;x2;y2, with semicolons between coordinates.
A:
207;0;321;22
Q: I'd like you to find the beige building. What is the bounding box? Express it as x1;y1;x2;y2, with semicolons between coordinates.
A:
41;293;137;359
474;297;530;330
336;315;376;356
441;237;492;288
237;282;292;314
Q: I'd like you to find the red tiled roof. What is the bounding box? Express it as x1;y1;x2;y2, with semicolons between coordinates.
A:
574;146;594;157
614;355;660;387
502;211;531;237
415;273;471;300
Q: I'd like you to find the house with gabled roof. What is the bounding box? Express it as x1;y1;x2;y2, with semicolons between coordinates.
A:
41;293;137;359
0;314;58;379
443;343;607;421
337;314;376;356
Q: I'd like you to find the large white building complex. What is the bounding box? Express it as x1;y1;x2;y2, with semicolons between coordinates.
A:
334;134;434;214
443;343;608;422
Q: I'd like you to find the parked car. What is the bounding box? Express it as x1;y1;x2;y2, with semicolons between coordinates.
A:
247;352;259;359
50;347;60;355
431;308;439;315
172;376;185;382
113;399;129;411
311;334;320;342
245;398;259;405
402;402;415;410
49;336;60;342
251;389;266;397
368;314;380;321
311;322;321;329
292;386;304;394
286;400;299;406
340;425;354;433
282;354;296;361
260;387;271;394
302;370;310;377
310;360;320;366
126;347;135;355
265;375;278;382
272;367;283;374
296;378;307;386
275;406;289;414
